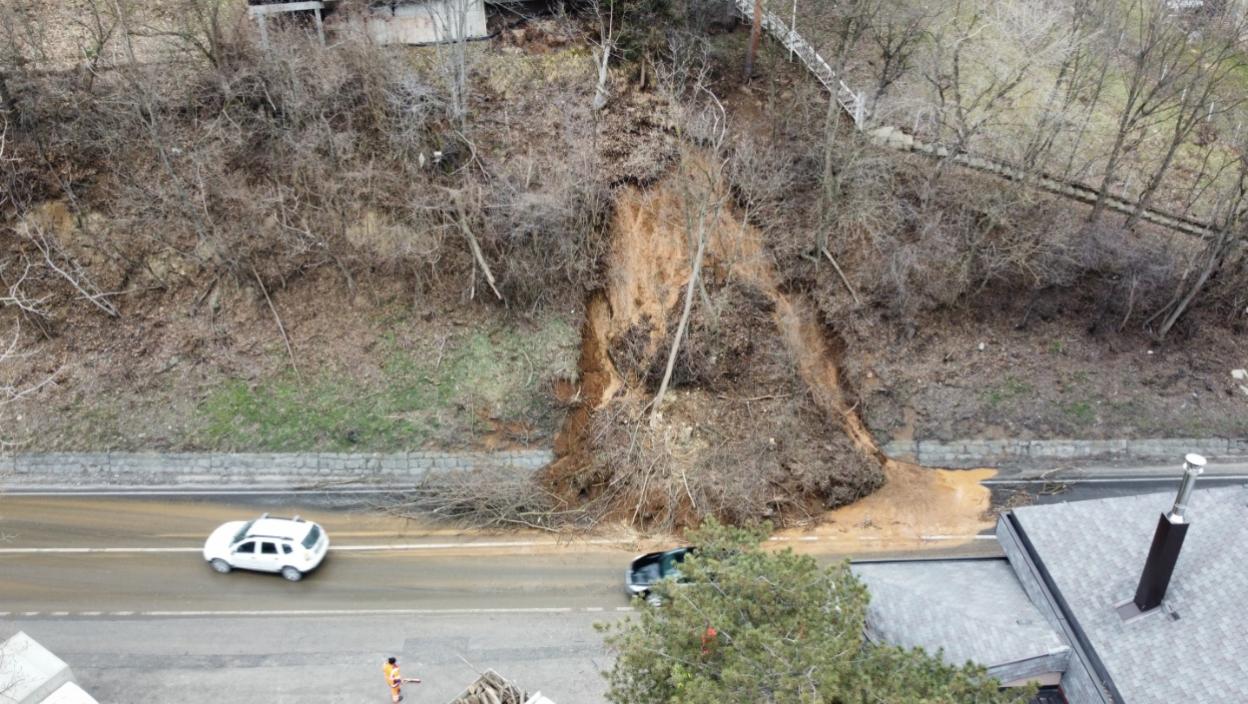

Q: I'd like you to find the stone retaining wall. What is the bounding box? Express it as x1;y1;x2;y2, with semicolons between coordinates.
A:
0;450;554;489
4;438;1244;488
883;437;1248;469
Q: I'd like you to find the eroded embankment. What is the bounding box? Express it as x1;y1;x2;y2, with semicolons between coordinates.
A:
543;152;992;542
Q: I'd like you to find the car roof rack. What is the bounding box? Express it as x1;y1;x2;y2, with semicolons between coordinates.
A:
257;513;304;523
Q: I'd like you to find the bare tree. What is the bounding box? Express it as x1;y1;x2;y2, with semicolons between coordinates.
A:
430;0;479;128
650;40;729;426
919;1;1059;184
129;0;237;68
589;0;617;111
1087;0;1196;226
1017;0;1113;180
1146;123;1248;340
745;0;764;80
864;0;930;113
1124;12;1248;230
0;322;61;450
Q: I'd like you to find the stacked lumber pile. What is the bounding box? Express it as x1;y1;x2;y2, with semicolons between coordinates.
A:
448;670;529;704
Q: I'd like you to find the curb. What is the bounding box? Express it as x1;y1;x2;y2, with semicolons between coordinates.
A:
0;450;554;490
882;437;1248;470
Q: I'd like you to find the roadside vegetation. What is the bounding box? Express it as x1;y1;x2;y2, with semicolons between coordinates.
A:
197;316;576;451
601;519;1034;703
796;0;1248;335
1;0;1245;528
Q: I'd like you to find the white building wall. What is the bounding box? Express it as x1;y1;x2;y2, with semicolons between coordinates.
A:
362;0;488;45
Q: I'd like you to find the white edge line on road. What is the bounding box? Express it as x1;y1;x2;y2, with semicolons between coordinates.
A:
4;607;629;619
138;607;578;617
983;475;1248;485
2;489;413;496
0;539;637;555
0;534;995;554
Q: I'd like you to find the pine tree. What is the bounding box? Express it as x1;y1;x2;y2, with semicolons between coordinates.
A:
600;519;1036;704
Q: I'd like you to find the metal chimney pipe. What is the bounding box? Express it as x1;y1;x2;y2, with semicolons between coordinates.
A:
1133;454;1206;612
1167;454;1206;523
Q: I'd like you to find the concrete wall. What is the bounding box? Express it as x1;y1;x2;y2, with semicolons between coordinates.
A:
882;437;1248;469
358;0;488;45
0;450;553;490
0;632;84;704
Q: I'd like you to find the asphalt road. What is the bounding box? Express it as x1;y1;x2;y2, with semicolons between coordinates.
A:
5;472;1237;704
0;493;996;703
0;611;614;704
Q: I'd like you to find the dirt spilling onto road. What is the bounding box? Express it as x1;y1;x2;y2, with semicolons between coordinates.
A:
544;151;994;541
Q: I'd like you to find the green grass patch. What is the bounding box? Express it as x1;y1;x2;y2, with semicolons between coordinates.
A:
983;376;1035;408
196;317;577;452
1062;400;1096;424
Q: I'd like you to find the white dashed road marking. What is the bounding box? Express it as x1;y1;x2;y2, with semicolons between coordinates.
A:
3;606;636;619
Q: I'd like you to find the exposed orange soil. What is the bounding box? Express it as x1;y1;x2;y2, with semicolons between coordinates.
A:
546;150;994;546
775;464;997;552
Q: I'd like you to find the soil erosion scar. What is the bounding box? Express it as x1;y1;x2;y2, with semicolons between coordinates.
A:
545;150;993;538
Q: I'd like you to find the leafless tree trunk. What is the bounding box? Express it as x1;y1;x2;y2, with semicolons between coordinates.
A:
1124;14;1247;231
112;0;216;255
865;0;929;113
651;51;728;426
432;0;475;128
1018;0;1111;179
825;0;882;78
1151;224;1242;340
1088;0;1193;227
590;0;615;111
920;2;1052;189
128;0;232;68
1146;112;1248;339
745;0;763;80
816;95;861;304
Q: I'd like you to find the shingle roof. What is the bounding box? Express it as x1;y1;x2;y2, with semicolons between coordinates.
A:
1011;485;1248;703
852;559;1070;683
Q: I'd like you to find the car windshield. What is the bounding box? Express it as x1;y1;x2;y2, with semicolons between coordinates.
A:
632;562;662;584
232;520;254;544
660;549;688;577
301;524;321;549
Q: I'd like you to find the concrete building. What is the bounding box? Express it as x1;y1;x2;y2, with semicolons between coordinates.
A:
249;1;490;47
357;0;489;46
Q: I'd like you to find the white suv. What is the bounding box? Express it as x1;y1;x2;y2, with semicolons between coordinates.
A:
203;514;329;581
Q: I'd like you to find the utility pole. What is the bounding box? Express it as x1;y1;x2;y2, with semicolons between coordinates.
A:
745;0;763;80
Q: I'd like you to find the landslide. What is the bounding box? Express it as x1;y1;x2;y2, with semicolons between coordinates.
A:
544;151;890;529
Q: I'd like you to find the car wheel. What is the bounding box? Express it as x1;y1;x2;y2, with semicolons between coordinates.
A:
645;592;664;607
210;558;231;574
281;566;303;582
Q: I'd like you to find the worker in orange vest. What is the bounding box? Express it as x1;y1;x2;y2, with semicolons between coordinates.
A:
701;625;718;655
383;657;421;703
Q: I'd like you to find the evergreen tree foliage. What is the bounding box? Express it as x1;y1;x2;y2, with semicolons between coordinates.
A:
600;520;1037;703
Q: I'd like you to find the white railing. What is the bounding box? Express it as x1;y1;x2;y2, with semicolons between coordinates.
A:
734;0;865;128
734;0;1215;238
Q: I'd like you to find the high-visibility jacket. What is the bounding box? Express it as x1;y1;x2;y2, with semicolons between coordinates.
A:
384;662;401;689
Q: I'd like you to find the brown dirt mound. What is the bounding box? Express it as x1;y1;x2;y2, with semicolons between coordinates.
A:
543;151;890;528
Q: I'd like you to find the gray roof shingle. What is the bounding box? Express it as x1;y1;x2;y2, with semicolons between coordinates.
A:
853;560;1070;683
1012;485;1248;703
